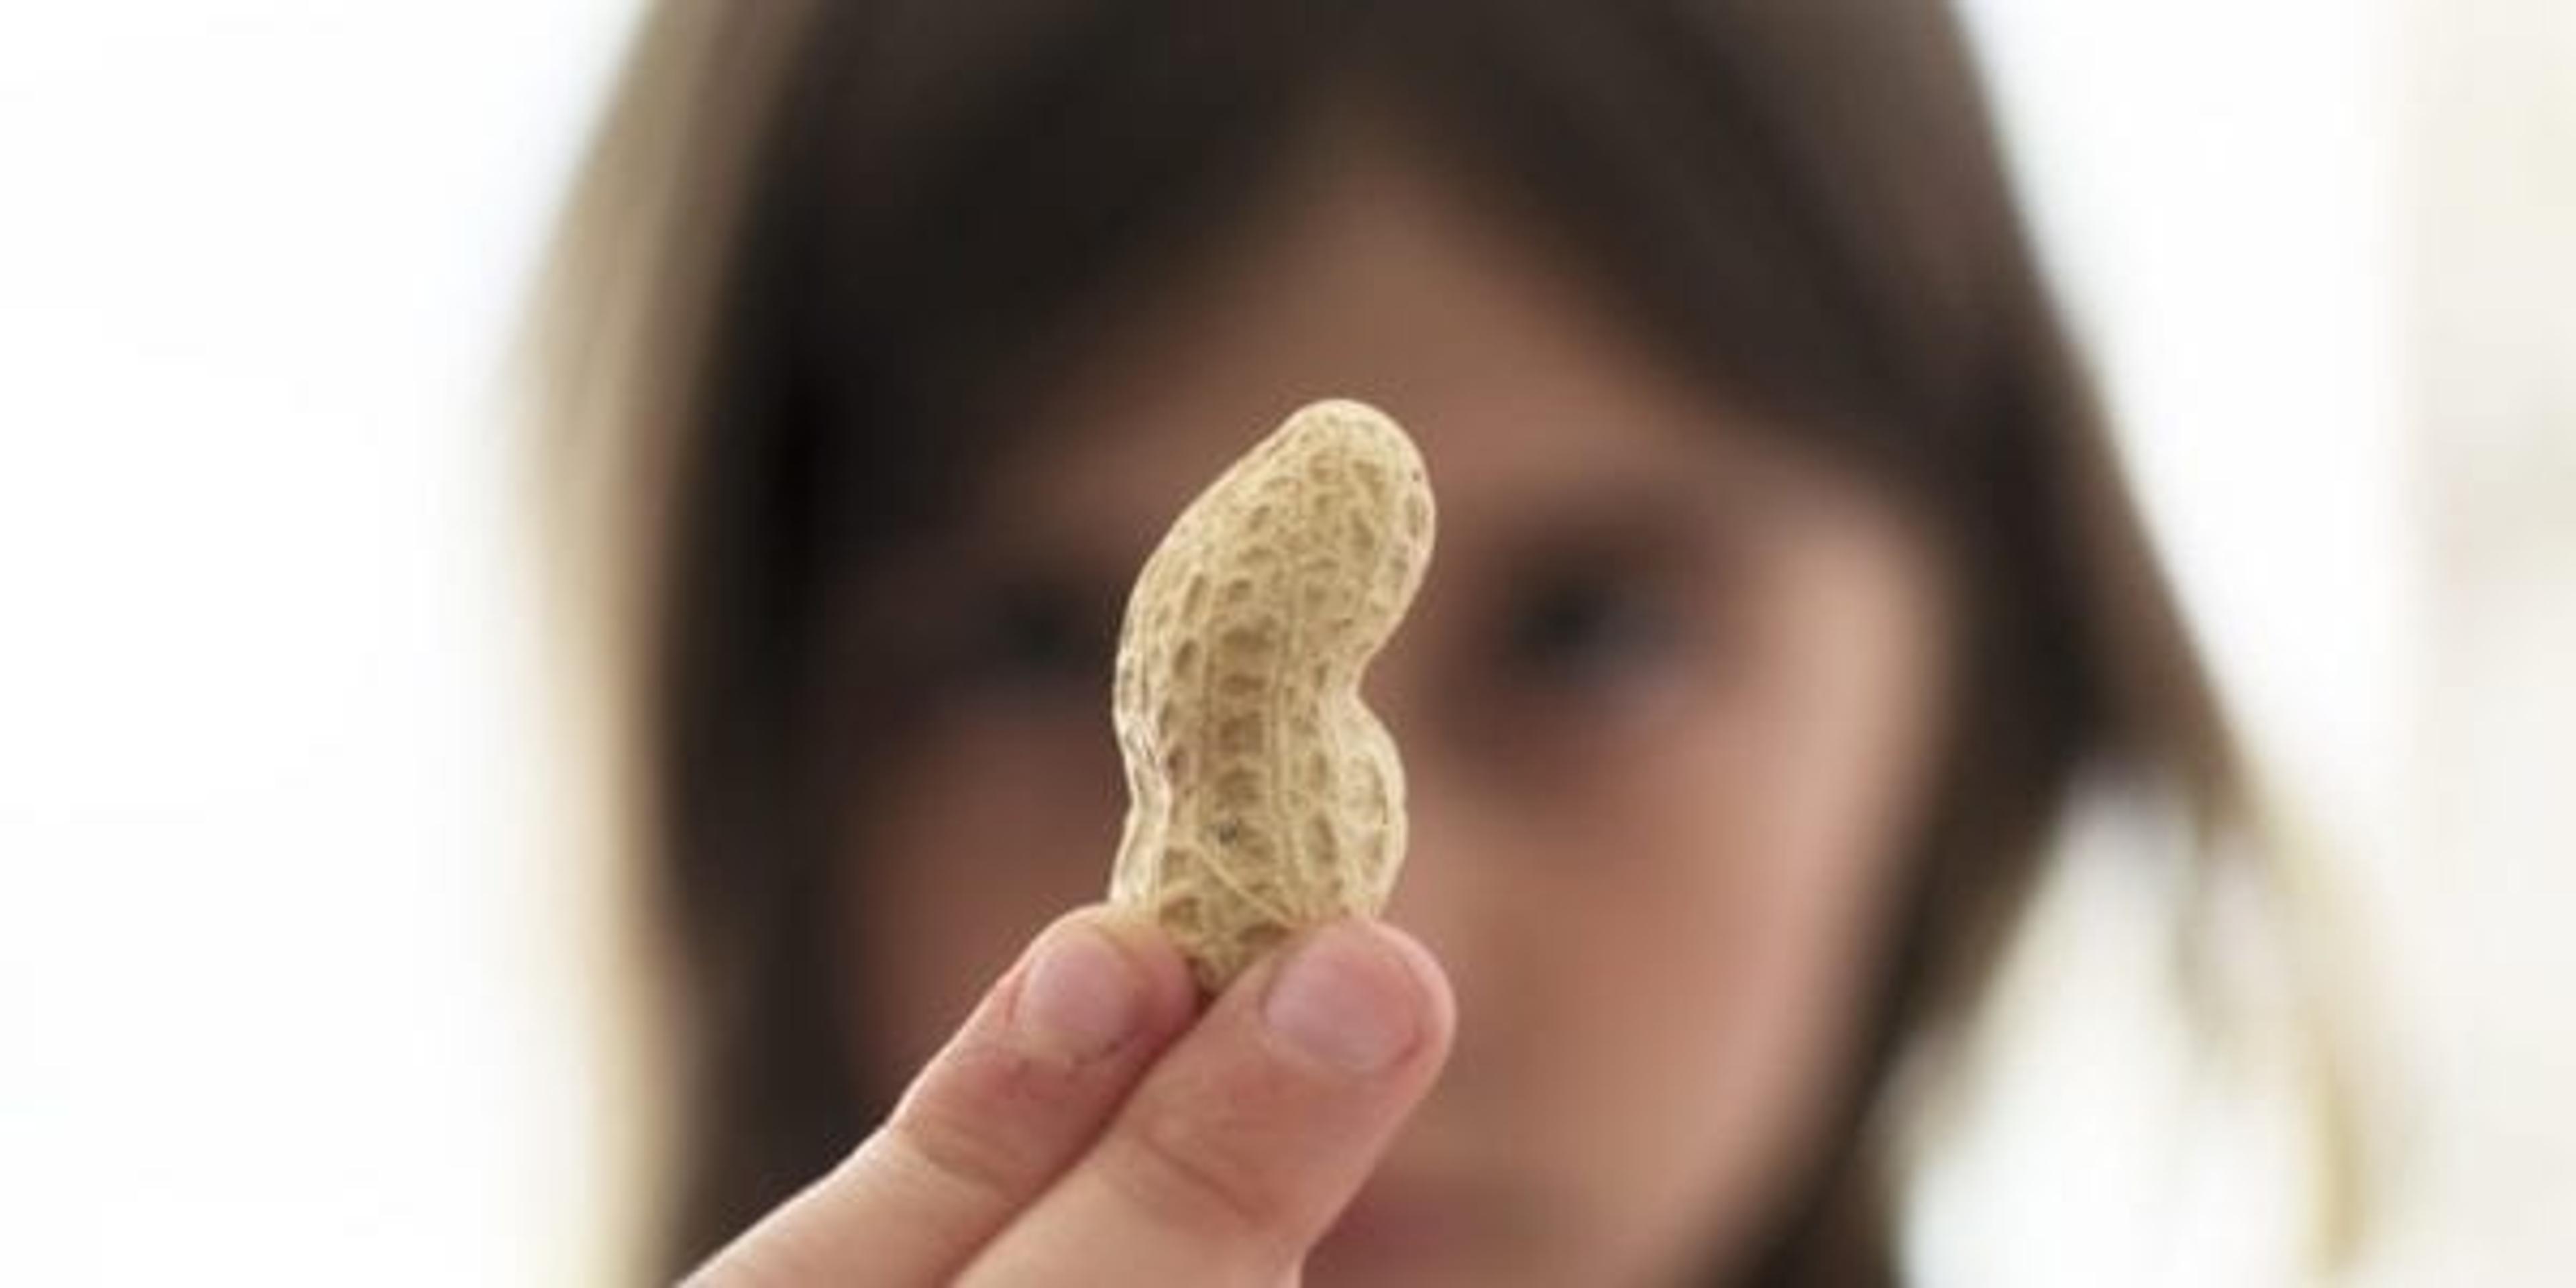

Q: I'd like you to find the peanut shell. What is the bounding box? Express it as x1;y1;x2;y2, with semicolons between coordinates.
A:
1107;399;1436;990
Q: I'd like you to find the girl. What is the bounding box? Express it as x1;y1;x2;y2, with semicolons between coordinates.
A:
533;0;2356;1282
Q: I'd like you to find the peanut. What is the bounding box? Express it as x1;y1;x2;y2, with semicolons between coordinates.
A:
1108;399;1438;991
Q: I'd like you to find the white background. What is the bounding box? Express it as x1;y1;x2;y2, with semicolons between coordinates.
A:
1;2;2567;1283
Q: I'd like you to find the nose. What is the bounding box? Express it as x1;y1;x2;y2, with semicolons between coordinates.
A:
1364;600;1528;1054
1378;739;1517;1024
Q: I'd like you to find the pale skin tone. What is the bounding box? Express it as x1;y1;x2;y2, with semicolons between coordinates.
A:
695;126;1955;1287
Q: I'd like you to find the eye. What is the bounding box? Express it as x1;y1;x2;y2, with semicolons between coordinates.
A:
948;578;1114;698
1501;568;1692;693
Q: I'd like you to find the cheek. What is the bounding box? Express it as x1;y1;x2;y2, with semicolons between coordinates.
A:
1472;541;1949;1276
1745;541;1954;882
1528;686;1923;1256
833;707;1125;1087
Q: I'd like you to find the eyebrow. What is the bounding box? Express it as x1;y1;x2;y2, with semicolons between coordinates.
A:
1461;466;1766;580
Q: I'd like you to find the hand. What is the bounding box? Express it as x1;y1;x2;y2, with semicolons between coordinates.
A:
686;906;1456;1286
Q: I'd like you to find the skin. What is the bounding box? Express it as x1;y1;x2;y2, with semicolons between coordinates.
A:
753;126;1959;1287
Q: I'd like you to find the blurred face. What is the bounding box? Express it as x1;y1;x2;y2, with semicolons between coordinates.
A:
833;134;1955;1286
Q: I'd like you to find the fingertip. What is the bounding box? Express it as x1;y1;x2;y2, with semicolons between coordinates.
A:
1026;904;1202;1036
957;916;1456;1281
1356;918;1456;1052
1232;918;1454;1078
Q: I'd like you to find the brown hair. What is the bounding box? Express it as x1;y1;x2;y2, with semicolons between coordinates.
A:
530;1;2355;1281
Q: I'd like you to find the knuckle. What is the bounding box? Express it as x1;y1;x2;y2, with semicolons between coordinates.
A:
1095;1081;1305;1254
869;1076;1042;1214
865;1032;1099;1208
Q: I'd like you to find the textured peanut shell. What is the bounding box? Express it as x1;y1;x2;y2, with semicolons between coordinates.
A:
1108;399;1437;991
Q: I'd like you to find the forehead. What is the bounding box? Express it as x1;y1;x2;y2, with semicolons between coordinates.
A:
968;131;1823;567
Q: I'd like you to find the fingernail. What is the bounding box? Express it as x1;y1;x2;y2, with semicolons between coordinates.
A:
1016;921;1148;1061
1260;923;1421;1075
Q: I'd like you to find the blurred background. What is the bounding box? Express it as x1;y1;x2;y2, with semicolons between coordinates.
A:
0;1;2564;1283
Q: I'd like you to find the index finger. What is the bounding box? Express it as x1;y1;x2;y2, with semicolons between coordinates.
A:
961;918;1456;1286
684;906;1199;1287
